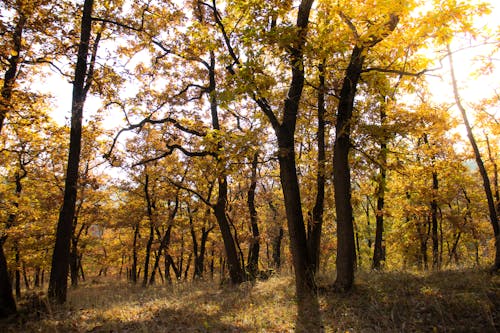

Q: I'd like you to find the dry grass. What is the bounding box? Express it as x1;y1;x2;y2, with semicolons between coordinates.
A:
1;269;498;332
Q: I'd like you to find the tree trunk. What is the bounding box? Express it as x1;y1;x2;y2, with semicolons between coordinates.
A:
372;106;388;270
246;152;260;278
207;50;245;284
333;45;364;290
0;12;25;132
0;13;26;317
131;222;140;284
49;0;94;304
0;240;16;317
14;242;20;298
431;171;439;270
307;60;326;274
150;225;173;285
143;173;155;287
448;45;500;270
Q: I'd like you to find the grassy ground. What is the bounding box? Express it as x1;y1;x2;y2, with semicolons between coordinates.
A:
1;269;498;332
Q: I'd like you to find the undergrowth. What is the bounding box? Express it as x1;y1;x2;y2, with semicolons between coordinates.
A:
1;269;498;332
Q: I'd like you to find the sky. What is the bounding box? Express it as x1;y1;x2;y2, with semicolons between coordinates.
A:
37;1;499;136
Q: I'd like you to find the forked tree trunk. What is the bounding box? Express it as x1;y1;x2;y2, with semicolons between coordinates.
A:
333;45;364;290
49;0;94;304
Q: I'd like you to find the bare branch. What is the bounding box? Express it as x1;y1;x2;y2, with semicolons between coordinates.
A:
167;177;214;208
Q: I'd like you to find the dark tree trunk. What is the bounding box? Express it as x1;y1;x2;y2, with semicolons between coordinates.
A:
0;13;25;317
307;61;326;274
69;239;79;287
0;12;25;132
246;152;260;278
188;205;213;280
373;106;387;270
267;201;283;270
448;45;500;270
431;171;439;270
150;225;173;285
49;0;94;304
333;45;364;290
143;173;155;287
131;222;140;284
486;133;500;238
207;50;245;284
0;240;16;317
34;267;41;288
14;242;20;298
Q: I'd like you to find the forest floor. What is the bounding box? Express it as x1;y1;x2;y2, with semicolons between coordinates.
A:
1;269;499;332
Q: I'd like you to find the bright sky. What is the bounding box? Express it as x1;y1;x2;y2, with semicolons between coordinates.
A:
38;1;499;134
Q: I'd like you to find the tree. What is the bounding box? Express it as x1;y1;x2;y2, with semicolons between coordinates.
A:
447;45;500;270
49;0;95;304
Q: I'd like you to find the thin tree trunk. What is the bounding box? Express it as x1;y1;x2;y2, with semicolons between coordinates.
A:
14;242;20;298
207;49;245;284
131;222;140;284
448;45;500;270
373;106;388;270
49;0;94;304
246;152;260;278
307;60;326;274
143;173;155;287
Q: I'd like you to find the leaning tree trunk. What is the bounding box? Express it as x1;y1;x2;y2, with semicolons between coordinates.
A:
448;45;500;270
48;0;94;304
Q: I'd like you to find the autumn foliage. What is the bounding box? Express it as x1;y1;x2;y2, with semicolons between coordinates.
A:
0;0;499;330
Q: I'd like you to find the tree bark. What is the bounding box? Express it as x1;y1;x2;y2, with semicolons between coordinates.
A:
333;45;364;290
448;45;500;270
49;0;94;304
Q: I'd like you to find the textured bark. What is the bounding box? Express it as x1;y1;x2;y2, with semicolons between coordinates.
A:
333;45;364;290
48;0;94;304
448;45;500;270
